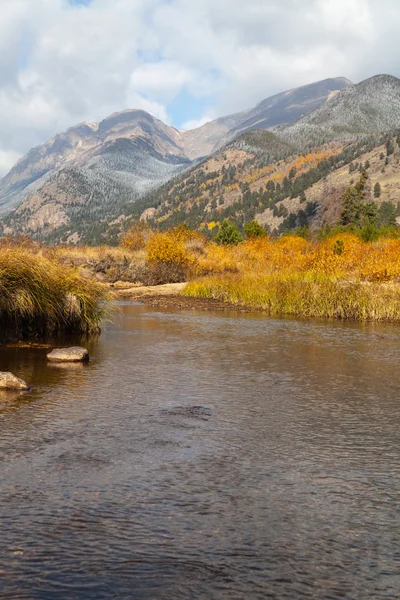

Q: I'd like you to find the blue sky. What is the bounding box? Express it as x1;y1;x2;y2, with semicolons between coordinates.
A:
0;0;399;175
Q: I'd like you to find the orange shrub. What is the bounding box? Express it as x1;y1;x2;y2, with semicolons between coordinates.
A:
121;222;154;251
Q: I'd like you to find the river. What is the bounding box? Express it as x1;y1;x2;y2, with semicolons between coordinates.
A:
0;302;399;599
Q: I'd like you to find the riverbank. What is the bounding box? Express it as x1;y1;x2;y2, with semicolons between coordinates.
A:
0;243;111;343
111;282;245;311
183;274;400;321
3;229;400;335
111;277;400;321
53;233;400;321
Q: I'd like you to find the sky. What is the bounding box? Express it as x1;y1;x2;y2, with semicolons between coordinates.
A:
0;0;399;176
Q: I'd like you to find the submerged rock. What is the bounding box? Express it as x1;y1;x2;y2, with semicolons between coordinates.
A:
0;372;30;391
47;347;89;363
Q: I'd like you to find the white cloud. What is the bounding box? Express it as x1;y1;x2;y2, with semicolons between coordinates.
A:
129;62;195;102
0;149;22;176
0;0;399;176
181;115;215;131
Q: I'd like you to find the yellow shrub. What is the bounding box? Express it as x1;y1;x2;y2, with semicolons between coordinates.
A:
146;232;189;267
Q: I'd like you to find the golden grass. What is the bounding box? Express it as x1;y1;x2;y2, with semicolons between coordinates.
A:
0;246;111;340
184;272;400;320
183;234;400;321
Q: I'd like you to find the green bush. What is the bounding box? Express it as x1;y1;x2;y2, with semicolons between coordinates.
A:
244;220;266;239
215;220;243;245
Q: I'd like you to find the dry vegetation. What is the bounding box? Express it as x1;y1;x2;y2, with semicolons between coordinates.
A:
182;232;400;321
0;238;111;342
3;222;400;342
110;222;400;321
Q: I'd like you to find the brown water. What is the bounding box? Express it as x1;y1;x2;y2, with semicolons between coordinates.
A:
0;302;399;599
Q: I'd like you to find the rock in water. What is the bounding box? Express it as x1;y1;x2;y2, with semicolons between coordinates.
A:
47;347;89;363
0;372;30;390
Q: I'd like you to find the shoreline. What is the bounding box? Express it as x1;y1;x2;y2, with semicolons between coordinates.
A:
110;280;400;321
112;282;251;312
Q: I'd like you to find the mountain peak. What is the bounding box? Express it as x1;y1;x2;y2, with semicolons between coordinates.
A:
282;73;400;148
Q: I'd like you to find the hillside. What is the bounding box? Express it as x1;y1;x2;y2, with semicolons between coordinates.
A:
282;75;400;148
126;128;400;239
3;74;400;243
121;75;400;238
0;77;351;242
182;77;351;159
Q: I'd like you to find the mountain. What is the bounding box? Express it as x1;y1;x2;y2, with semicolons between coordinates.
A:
283;75;400;147
4;74;400;243
0;110;189;215
121;75;400;237
129;128;400;237
182;77;352;159
0;77;351;223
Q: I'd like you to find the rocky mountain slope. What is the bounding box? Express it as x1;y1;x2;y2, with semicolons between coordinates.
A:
182;77;351;159
0;110;189;215
125;130;397;234
123;75;400;235
0;77;351;242
282;75;400;148
3;74;400;243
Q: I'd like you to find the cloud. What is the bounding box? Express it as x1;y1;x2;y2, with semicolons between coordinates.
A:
181;115;215;131
0;149;22;176
0;0;399;176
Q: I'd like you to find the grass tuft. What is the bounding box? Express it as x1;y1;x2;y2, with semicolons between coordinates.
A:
0;247;111;341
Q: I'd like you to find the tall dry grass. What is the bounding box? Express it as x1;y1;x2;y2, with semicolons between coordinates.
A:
0;246;111;340
183;233;400;321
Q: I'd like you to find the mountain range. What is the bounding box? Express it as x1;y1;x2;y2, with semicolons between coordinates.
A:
2;74;400;243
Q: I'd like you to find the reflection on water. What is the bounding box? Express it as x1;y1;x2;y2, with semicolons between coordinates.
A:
0;303;399;599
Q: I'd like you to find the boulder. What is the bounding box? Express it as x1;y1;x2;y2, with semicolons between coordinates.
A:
47;347;89;363
0;372;30;391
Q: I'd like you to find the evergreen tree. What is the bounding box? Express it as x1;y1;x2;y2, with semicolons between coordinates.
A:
341;170;369;226
244;220;267;238
341;187;362;225
378;201;397;227
354;168;368;200
215;219;242;245
386;138;394;156
374;182;381;198
363;201;378;224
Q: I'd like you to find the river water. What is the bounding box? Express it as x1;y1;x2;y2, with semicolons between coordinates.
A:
0;303;399;599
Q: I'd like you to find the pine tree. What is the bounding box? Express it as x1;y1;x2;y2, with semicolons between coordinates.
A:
374;182;381;198
386;138;394;156
378;201;397;228
341;187;362;225
215;219;242;245
341;170;371;226
244;220;266;239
